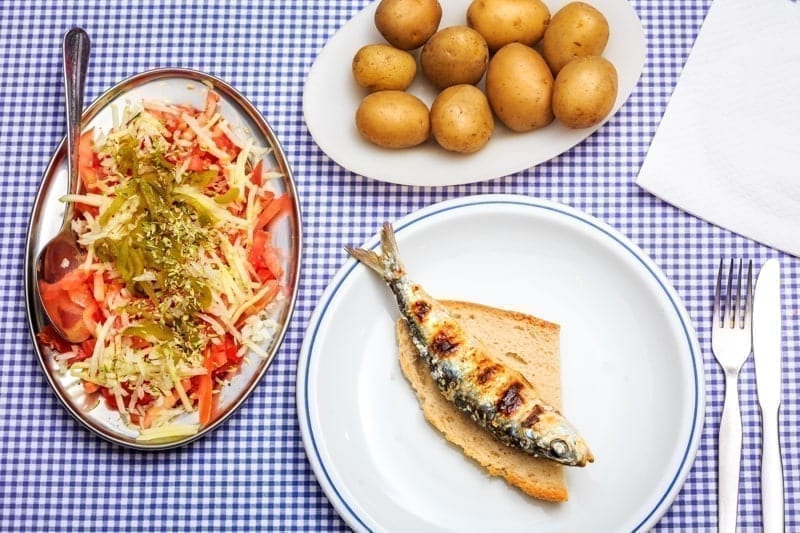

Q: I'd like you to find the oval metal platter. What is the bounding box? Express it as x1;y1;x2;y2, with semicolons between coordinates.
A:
24;68;302;450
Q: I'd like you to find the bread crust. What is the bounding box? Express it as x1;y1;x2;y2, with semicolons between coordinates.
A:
396;300;568;502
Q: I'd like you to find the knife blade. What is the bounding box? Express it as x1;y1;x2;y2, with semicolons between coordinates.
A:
752;258;784;533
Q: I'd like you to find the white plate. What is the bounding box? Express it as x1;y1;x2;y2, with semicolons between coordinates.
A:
297;195;703;532
303;0;646;186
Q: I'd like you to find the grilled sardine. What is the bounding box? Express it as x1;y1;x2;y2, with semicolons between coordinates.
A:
346;223;594;467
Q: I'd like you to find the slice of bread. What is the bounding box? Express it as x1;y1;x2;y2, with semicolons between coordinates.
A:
396;299;568;502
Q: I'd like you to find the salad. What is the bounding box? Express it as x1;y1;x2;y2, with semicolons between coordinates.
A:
38;88;291;440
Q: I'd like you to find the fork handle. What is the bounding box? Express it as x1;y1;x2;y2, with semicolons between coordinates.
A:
761;405;784;532
718;370;742;533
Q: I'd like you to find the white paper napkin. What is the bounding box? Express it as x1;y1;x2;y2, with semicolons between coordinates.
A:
636;0;800;256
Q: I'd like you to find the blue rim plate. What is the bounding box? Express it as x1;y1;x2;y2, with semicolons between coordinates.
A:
297;194;703;532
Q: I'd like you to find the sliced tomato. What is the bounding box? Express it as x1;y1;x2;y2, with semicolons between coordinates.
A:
38;269;100;343
250;160;264;186
78;129;102;193
99;387;116;410
249;229;284;282
37;325;73;353
212;334;242;370
38;288;92;343
211;128;239;160
248;230;269;269
80;338;96;354
65;338;97;364
187;150;209;172
146;108;184;134
260;245;283;280
209;342;228;369
136;388;154;408
224;335;239;363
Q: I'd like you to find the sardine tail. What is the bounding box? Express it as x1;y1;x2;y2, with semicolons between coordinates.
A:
379;222;400;263
344;246;384;274
345;222;405;280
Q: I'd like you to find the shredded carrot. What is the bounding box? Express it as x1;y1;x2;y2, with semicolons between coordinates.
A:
256;194;292;230
197;351;215;426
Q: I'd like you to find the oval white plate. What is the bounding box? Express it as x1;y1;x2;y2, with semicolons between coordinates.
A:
303;0;646;186
297;195;703;532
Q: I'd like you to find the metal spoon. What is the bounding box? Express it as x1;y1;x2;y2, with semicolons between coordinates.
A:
35;27;91;342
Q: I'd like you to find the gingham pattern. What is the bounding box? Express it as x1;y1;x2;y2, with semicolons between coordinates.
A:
0;0;796;530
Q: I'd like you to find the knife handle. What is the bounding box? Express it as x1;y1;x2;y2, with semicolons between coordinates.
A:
718;370;742;533
761;405;784;533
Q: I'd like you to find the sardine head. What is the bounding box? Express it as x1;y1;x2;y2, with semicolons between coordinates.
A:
537;424;594;467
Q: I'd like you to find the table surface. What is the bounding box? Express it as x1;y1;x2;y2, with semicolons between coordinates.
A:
1;0;797;531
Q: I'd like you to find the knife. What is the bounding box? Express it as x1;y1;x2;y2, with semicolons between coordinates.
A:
752;258;784;532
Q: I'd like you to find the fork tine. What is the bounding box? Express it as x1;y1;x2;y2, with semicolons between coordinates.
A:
726;258;735;328
743;259;753;327
714;258;723;327
735;258;744;328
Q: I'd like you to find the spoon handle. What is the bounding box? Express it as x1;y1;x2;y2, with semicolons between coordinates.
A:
62;28;90;224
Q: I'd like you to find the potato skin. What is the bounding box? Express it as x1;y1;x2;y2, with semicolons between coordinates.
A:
355;90;431;148
352;44;417;91
553;56;618;129
421;26;489;89
542;2;609;75
374;0;443;50
430;84;494;153
467;0;550;52
485;43;554;132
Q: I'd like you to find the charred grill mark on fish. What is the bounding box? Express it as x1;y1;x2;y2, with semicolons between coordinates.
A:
522;404;545;428
345;223;594;467
475;362;500;385
431;325;460;357
496;381;525;416
412;300;430;321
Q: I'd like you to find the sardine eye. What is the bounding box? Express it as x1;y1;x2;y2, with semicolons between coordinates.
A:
550;439;569;457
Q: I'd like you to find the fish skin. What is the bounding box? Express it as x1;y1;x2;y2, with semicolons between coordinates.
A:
345;223;594;467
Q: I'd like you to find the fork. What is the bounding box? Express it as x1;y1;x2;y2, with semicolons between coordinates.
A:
711;258;753;533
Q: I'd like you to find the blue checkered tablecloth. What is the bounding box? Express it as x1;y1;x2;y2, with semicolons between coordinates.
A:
1;0;797;531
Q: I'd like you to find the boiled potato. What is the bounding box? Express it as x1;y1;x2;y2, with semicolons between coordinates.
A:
467;0;550;52
374;0;442;50
430;84;494;153
485;43;554;132
355;90;431;148
542;2;609;75
352;44;417;91
420;26;489;89
553;56;618;129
